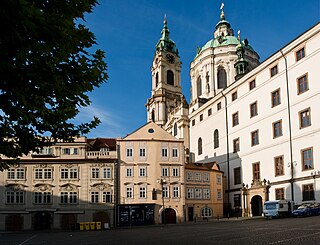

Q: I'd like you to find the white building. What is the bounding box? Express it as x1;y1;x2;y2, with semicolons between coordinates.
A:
147;6;320;216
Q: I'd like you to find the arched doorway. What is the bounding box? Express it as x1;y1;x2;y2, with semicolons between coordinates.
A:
251;195;263;216
34;212;51;230
162;208;176;224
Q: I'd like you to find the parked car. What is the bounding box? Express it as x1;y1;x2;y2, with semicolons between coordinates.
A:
292;204;312;217
309;203;320;216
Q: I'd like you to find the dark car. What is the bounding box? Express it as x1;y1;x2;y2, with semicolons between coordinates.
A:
292;204;312;217
310;203;320;216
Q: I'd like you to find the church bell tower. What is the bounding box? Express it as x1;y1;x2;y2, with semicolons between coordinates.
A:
146;16;186;127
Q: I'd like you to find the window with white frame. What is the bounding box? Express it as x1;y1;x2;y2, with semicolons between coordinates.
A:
217;175;222;185
34;191;52;204
139;148;146;157
203;189;211;199
203;173;210;182
62;148;71;155
217;189;222;199
162;148;168;158
70;168;78;179
7;168;25;180
172;167;179;177
60;168;78;180
91;192;99;203
139;167;146;177
102;191;112;203
195;188;202;199
187;188;194;199
162;186;169;198
126;167;133;177
201;207;212;217
126;187;133;198
7;169;15;179
139;187;146;198
60;191;78;204
103;167;112;179
195;173;201;181
6;190;24;204
61;168;69;179
44;168;52;179
62;148;78;155
186;172;193;181
126;148;133;157
162;167;169;177
91;168;100;179
172;148;178;158
173;186;180;198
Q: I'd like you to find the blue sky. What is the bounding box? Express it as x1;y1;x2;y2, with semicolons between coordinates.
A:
76;0;320;139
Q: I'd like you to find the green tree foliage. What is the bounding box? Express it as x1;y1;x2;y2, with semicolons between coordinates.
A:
0;0;108;170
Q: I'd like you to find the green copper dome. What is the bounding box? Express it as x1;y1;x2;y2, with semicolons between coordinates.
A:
155;16;178;55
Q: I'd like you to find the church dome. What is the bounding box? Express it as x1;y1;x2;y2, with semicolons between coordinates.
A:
193;4;258;60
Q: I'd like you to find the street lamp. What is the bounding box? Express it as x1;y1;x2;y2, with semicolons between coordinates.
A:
157;178;166;224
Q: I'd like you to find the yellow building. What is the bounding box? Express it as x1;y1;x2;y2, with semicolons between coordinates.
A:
117;122;185;225
0;137;117;231
185;162;223;221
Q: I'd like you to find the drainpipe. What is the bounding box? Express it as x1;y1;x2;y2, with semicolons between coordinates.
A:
280;50;294;203
115;142;121;227
221;91;230;217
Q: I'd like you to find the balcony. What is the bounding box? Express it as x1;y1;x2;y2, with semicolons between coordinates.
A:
86;151;117;159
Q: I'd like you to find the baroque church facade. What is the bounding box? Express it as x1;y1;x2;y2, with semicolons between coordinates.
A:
146;5;320;217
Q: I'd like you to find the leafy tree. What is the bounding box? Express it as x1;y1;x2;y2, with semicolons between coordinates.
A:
0;0;108;170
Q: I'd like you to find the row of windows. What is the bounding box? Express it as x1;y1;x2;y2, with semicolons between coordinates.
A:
275;183;313;201
125;166;181;178
186;171;210;182
125;186;180;199
250;147;314;182
6;167;113;180
232;148;314;186
232;99;310;128
198;105;312;155
192;62;308;128
5;190;112;205
186;188;215;200
270;47;305;78
126;147;179;158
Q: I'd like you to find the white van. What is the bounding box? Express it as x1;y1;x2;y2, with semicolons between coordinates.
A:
263;200;290;218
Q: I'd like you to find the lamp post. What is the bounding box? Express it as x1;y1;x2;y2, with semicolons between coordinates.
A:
157;178;166;224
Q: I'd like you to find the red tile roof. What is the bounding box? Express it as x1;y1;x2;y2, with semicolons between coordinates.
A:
87;138;116;151
185;162;221;172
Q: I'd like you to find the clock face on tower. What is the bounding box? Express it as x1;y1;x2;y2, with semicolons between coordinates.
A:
166;54;175;64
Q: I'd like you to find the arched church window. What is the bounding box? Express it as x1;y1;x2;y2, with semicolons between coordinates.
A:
217;67;227;89
167;70;174;85
155;72;159;87
173;123;178;136
196;76;202;97
214;129;219;149
198;137;202;155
